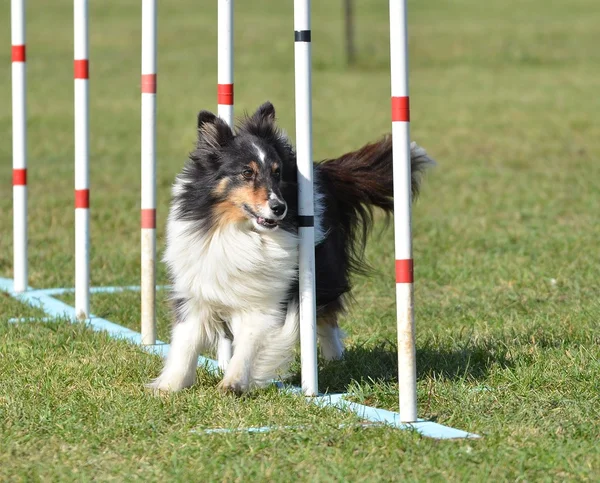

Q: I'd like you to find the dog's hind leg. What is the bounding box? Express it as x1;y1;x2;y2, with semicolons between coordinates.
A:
317;297;346;361
147;298;212;392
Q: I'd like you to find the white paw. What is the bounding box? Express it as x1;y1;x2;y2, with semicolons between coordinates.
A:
217;378;250;396
218;367;250;395
145;371;196;393
321;344;344;361
319;326;346;361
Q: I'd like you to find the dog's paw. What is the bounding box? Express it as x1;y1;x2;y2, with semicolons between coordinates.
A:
145;373;195;393
321;346;344;362
318;327;346;362
145;381;171;394
217;378;249;396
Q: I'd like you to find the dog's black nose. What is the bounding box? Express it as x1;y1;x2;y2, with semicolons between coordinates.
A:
268;199;286;217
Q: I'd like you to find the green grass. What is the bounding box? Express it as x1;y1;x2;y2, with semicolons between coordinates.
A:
2;0;600;480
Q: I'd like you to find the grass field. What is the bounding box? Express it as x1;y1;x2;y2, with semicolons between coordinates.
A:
2;0;600;480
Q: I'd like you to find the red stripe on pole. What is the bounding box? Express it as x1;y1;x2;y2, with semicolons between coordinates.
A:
395;259;414;283
13;169;27;186
391;96;410;122
12;45;26;62
217;83;234;105
141;74;157;93
74;60;89;79
141;209;156;229
75;189;90;209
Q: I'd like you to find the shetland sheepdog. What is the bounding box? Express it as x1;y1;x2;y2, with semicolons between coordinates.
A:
148;102;434;394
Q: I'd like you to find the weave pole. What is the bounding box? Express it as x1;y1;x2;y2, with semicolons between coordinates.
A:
74;0;90;319
141;0;158;345
293;0;318;396
11;0;27;294
216;0;234;369
389;0;417;422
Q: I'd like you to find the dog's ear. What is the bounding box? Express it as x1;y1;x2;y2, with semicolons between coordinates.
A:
248;102;276;125
197;110;234;149
237;101;277;138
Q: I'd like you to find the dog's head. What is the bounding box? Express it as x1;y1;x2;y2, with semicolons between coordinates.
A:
180;102;296;232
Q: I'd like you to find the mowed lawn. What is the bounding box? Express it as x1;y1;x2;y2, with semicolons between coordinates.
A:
2;0;600;480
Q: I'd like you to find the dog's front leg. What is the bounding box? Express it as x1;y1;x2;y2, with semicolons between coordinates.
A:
218;311;264;395
220;308;293;395
218;304;298;395
147;299;212;392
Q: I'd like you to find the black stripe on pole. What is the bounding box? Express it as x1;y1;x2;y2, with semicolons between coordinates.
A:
298;215;314;227
294;30;311;42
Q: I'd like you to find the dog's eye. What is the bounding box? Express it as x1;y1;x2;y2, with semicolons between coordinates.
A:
242;167;254;179
273;168;281;178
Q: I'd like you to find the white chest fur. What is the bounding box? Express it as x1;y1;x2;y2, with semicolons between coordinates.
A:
164;216;299;312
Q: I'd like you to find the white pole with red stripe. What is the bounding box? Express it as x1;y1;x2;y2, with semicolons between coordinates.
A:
217;0;234;125
389;0;417;422
141;0;157;345
74;0;90;319
216;0;234;369
11;0;27;293
294;0;318;396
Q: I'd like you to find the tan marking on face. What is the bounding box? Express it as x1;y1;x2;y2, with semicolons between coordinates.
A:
229;185;268;208
271;163;280;174
213;185;269;228
213;178;229;196
247;161;259;174
213;200;247;227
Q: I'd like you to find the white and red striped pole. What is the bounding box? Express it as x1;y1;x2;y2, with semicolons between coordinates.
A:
217;0;234;126
294;0;318;396
141;0;157;345
74;0;90;319
389;0;417;422
216;0;234;369
11;0;27;293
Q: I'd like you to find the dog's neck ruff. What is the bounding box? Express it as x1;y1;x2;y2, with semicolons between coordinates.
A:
164;215;298;313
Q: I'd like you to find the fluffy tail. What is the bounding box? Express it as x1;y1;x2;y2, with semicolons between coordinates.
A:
317;135;435;273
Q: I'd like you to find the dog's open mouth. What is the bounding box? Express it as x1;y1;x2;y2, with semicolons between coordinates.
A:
255;216;278;228
243;205;279;230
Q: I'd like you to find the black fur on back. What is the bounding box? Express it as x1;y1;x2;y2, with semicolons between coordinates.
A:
316;135;432;275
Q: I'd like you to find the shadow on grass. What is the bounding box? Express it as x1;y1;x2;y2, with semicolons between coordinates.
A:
289;338;513;394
